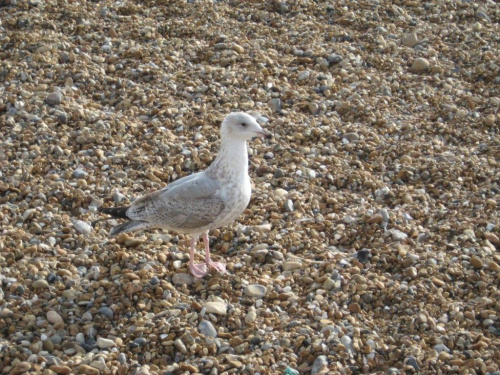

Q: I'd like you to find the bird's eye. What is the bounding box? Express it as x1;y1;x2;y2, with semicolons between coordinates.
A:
241;123;247;127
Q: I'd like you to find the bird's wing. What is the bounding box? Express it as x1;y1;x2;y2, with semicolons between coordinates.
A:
159;171;201;192
126;172;225;230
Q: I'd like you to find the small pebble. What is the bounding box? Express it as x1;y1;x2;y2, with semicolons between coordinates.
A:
98;307;114;319
96;337;115;349
268;98;282;113
198;320;217;337
33;279;50;289
205;302;228;315
310;355;328;375
411;57;430;73
45;90;62;106
401;31;419;47
172;273;194;285
72;219;92;235
283;261;302;271
46;310;63;324
244;284;267;298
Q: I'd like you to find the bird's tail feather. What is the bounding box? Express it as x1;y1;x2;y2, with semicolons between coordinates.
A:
109;221;149;236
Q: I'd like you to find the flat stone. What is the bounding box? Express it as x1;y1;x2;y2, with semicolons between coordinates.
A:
72;219;92;235
77;364;100;375
390;229;408;241
33;279;50;289
172;273;194;285
205;301;228;315
343;132;359;141
283;261;302;271
97;337;115;349
198;320;217;337
73;168;88;178
124;237;146;247
244;284;267;298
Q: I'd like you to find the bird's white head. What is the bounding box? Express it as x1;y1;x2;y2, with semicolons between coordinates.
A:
220;112;272;142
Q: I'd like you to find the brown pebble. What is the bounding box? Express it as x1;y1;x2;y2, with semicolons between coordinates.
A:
179;363;198;373
432;277;445;287
50;366;72;375
470;256;483;269
367;214;383;224
404;267;418;278
488;261;500;271
229;337;244;347
484;114;496;127
411;57;430;73
484;232;499;245
77;365;100;375
10;362;31;375
227;359;244;368
348;302;361;313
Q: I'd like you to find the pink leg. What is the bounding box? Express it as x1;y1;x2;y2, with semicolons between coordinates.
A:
203;231;226;273
189;237;207;278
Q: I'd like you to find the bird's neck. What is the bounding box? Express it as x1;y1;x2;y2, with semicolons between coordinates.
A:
208;138;248;179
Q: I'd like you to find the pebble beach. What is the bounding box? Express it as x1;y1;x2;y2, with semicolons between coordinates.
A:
0;0;499;374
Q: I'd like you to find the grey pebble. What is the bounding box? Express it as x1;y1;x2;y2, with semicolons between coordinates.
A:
98;306;114;319
310;355;328;375
343;132;359;142
198;320;217;338
45;90;62;106
405;356;420;371
113;191;126;203
73;168;88;178
434;343;450;353
117;353;127;364
50;334;63;345
327;53;343;63
133;337;147;346
268;98;282;113
273;168;285;179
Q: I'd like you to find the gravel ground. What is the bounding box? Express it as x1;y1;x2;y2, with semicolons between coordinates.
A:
1;0;499;374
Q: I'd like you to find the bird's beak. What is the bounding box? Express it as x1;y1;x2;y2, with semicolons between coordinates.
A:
256;128;272;140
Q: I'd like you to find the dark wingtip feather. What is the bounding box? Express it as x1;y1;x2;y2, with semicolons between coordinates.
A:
109;221;148;236
98;206;130;219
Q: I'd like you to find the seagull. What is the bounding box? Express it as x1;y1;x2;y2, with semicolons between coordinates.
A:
94;112;272;278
